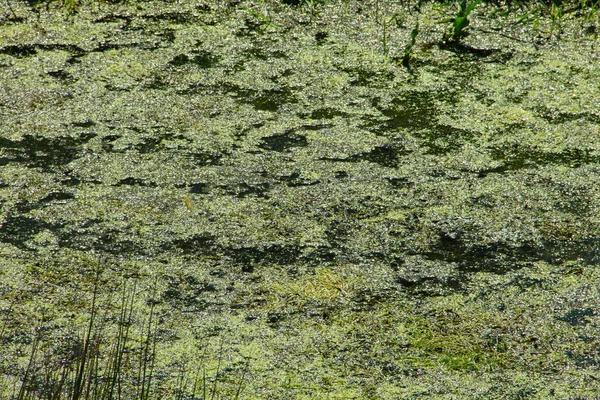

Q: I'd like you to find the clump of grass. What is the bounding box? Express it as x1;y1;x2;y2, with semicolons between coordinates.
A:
2;256;248;400
401;12;421;69
439;0;482;41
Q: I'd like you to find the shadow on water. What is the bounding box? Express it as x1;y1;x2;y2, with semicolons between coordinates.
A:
372;91;435;131
372;91;473;154
0;133;96;171
320;144;408;168
219;182;271;198
169;50;219;68
535;107;600;124
277;171;320;187
0;43;85;58
167;234;302;273
259;130;308;152
178;82;296;112
484;143;598;175
424;233;600;275
0;216;64;249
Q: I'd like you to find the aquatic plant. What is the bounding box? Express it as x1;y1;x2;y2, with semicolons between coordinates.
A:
243;8;280;29
381;13;400;62
439;0;482;40
402;19;421;69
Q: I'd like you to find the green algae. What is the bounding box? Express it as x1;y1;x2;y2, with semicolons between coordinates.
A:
1;0;600;398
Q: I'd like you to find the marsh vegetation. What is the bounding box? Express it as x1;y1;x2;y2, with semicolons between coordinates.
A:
1;0;600;398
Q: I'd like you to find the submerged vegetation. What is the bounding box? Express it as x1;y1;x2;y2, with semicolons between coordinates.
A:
1;0;600;398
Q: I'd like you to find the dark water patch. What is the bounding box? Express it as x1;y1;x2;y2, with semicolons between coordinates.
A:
89;232;138;255
101;134;122;152
223;244;302;272
277;171;320;187
170;233;216;256
438;41;499;59
236;13;273;36
509;276;544;291
315;31;328;45
66;52;85;65
58;228;147;255
92;41;160;53
412;124;474;155
116;177;158;187
309;108;348;120
490;144;597;171
0;216;63;249
259;131;307;152
0;44;37;57
387;176;414;188
144;75;169;90
236;121;266;137
566;348;600;368
219;182;270;198
558;308;595;326
12;200;40;214
426;235;600;274
188;151;223;166
0;43;84;58
475;165;511;177
136;133;168;153
169;50;218;68
136;11;199;23
351;288;396;311
536;107;600;124
47;69;76;84
39;192;74;203
157;30;176;43
72;120;95;128
339;66;395;87
299;122;333;131
162;274;216;307
349;145;404;168
0;132;96;171
320;145;406;167
60;173;102;186
539;238;600;265
301;246;337;264
245;48;287;60
249;88;296;112
93;14;132;27
104;83;130;92
373;91;436;131
188;182;209;194
183;83;296;111
359;115;394;136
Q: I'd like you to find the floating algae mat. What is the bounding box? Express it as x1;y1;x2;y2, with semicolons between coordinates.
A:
1;0;600;397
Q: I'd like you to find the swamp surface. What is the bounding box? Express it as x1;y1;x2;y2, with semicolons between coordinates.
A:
1;0;600;398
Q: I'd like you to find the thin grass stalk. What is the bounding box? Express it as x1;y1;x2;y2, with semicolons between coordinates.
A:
143;335;157;400
107;278;137;400
104;280;128;400
17;320;43;400
175;360;187;400
139;282;156;400
190;342;209;400
0;290;18;343
86;280;115;400
73;259;101;400
209;339;224;400
233;358;250;400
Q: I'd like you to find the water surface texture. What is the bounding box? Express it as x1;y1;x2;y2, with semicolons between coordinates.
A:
1;1;600;398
